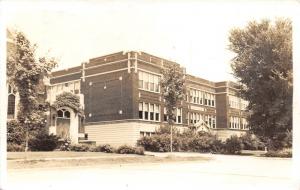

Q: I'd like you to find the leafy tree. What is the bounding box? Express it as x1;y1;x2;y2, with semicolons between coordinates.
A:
161;64;185;152
7;30;57;151
228;19;292;150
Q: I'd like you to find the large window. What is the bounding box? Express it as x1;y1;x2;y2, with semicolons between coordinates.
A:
52;80;80;95
190;112;203;124
7;85;16;119
189;113;216;128
7;94;15;116
241;118;249;130
138;71;160;93
229;116;240;129
189;88;215;107
229;95;249;110
139;102;160;121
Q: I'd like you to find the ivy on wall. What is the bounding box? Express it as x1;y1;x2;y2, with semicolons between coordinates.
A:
52;92;84;116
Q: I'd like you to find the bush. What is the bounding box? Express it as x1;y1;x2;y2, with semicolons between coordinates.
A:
265;148;292;158
69;144;95;152
116;145;136;154
134;146;145;155
94;144;115;153
138;131;223;153
210;139;225;153
137;134;180;152
7;143;25;152
59;138;71;151
28;133;60;151
239;133;265;150
116;145;144;155
224;135;243;154
7;120;25;145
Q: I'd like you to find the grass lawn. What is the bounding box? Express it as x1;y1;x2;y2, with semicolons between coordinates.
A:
7;151;211;169
7;151;133;160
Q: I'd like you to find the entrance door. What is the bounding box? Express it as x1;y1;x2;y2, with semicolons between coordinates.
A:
56;109;71;139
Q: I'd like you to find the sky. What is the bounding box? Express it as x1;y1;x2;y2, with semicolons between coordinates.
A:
3;0;297;82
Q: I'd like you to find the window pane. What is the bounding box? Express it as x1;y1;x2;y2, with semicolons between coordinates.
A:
64;111;71;118
7;94;15;115
57;110;63;117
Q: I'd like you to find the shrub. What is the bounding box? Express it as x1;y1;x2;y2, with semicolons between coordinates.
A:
94;144;115;153
69;144;94;152
7;120;25;145
28;133;60;151
224;135;243;154
7;143;25;152
134;146;145;155
239;133;265;150
210;139;225;153
138;131;223;153
265;148;292;158
137;134;180;152
59;138;71;151
116;145;136;154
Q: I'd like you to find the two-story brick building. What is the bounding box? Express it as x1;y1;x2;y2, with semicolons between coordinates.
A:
47;51;249;146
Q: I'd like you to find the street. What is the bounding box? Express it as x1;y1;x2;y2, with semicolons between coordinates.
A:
7;154;298;190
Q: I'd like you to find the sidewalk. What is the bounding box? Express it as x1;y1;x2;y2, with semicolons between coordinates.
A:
144;151;215;158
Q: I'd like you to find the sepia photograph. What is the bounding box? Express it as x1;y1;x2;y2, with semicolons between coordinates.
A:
0;0;299;189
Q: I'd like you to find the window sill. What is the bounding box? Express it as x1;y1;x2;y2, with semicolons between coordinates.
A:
138;88;160;94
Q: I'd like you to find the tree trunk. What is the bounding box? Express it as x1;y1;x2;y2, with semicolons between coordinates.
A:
170;124;173;153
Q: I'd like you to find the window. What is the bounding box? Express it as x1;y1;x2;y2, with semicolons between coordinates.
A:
163;107;168;122
149;75;154;91
241;118;248;130
196;113;200;123
212;116;216;128
7;85;16;119
57;109;70;119
138;71;160;93
186;112;189;124
139;72;143;89
176;108;182;124
53;81;81;94
211;94;215;107
154;76;159;92
204;93;208;105
7;94;15;116
144;103;149;120
64;111;70;118
230;116;241;129
139;102;160;121
208;116;212;127
199;91;203;105
150;104;154;121
229;95;243;109
57;110;63;117
74;81;80;94
139;103;143;119
155;104;160;121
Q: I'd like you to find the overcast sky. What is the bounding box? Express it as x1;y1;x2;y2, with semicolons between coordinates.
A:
3;0;296;82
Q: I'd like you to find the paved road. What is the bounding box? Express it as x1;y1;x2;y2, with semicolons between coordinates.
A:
7;154;299;190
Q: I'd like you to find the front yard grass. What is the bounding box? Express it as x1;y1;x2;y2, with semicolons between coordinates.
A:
7;151;211;169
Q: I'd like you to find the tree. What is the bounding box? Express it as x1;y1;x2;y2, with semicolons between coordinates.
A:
228;18;292;150
7;30;57;151
161;64;185;152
